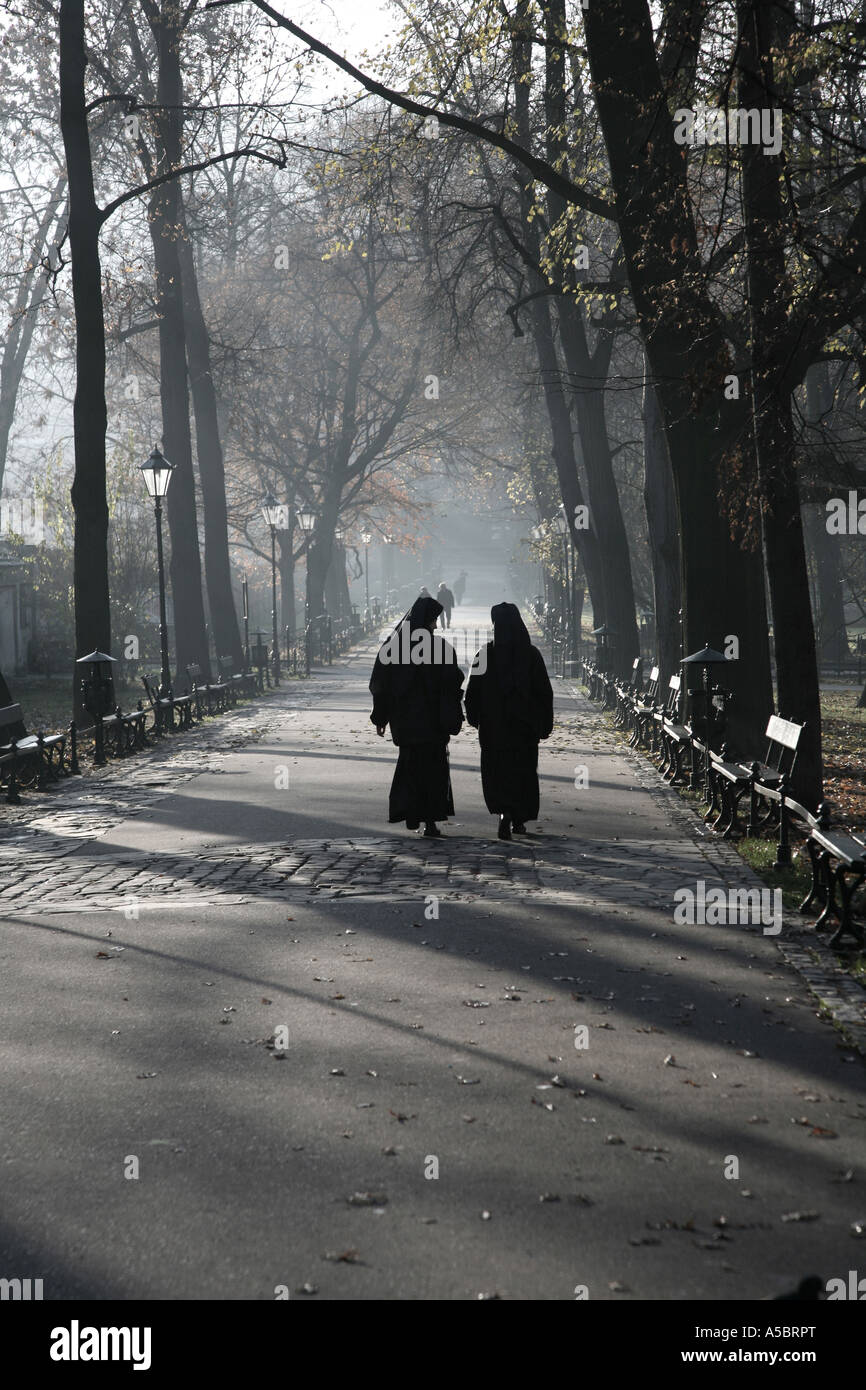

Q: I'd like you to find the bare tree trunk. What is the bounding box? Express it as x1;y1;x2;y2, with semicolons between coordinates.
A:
543;0;639;674
59;0;111;723
325;547;350;618
584;0;773;752
739;0;822;804
0;175;66;494
643;365;682;687
803;365;846;668
177;215;243;667
558;297;640;671
511;7;606;641
150;0;210;682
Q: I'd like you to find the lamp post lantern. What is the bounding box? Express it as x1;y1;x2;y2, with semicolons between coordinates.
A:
261;492;284;686
681;643;730;801
139;446;175;696
77;650;117;766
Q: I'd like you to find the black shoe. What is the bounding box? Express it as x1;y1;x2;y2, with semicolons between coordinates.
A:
498;816;512;841
423;823;443;837
512;822;527;834
406;819;420;831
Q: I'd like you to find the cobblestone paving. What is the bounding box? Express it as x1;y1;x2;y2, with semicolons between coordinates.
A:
0;684;329;859
3;666;865;1052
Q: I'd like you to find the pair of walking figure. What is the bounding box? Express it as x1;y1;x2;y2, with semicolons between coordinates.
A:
369;597;554;839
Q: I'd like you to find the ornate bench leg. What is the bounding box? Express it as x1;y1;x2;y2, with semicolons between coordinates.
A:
799;838;824;914
5;752;21;804
722;786;747;839
813;850;838;931
828;866;865;948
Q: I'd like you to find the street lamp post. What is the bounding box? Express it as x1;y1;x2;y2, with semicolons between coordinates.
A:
297;508;317;629
334;525;346;620
297;508;318;658
261;492;283;686
242;574;250;669
139;446;175;696
361;531;372;620
551;512;570;674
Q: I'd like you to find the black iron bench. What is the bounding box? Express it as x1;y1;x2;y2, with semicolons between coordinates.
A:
141;675;193;734
654;675;690;783
760;791;866;948
707;714;804;839
802;811;866;947
0;702;70;803
186;663;229;718
99;702;149;757
614;658;643;732
218;655;258;701
631;664;660;748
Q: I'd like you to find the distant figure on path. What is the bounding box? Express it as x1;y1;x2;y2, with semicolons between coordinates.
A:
465;602;553;840
369;595;464;837
436;581;454;628
453;570;467;606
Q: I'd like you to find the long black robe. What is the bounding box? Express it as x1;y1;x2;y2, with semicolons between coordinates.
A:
464;603;553;822
369;597;464;826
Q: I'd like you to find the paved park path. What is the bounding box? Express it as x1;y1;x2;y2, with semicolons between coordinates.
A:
1;610;864;1301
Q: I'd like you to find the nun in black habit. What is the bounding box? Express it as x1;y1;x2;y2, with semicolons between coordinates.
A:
369;595;464;836
465;602;554;840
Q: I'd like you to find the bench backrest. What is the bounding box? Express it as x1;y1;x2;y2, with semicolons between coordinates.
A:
766;714;802;750
219;656;234;677
0;703;24;729
141;674;159;706
764;714;804;774
664;674;681;715
187;663;203;684
644;665;660;700
630;658;642;688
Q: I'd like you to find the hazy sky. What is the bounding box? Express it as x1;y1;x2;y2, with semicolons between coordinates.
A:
295;0;399;88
